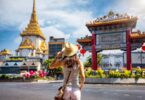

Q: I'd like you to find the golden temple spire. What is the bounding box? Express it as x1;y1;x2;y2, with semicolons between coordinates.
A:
33;0;36;12
30;0;37;23
20;0;46;40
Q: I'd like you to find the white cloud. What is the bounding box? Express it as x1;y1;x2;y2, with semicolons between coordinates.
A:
38;0;89;10
39;10;92;29
106;0;145;31
0;0;32;27
42;26;70;42
0;0;91;27
39;10;92;42
72;26;90;38
0;0;93;45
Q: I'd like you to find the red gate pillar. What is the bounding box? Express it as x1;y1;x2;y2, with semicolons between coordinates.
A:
126;29;132;70
92;32;97;70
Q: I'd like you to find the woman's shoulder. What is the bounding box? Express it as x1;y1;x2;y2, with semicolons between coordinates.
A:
77;59;82;64
76;59;83;68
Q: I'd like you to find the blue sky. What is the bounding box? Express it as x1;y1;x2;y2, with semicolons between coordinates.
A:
0;0;145;55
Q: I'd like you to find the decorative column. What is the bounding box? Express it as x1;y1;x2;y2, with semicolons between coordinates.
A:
126;29;132;70
16;51;19;56
92;32;97;70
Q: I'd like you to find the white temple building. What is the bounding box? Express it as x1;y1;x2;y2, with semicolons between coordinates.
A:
16;0;48;59
0;0;48;74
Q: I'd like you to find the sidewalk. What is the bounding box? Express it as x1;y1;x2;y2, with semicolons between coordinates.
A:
31;79;63;83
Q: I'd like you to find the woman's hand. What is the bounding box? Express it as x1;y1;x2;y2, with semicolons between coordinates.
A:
79;83;84;90
55;51;63;59
49;51;63;69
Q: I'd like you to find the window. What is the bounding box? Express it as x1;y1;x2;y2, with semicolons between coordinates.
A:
5;63;9;66
14;63;18;66
32;62;35;65
23;63;26;65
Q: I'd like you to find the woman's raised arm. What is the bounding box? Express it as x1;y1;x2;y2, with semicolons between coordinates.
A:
79;60;85;90
49;51;64;69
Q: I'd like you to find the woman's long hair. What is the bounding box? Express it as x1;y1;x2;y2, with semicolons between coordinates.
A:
64;54;79;68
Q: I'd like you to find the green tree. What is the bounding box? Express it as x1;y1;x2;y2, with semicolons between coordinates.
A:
43;58;54;70
97;53;102;66
43;58;63;77
84;53;102;67
84;56;92;67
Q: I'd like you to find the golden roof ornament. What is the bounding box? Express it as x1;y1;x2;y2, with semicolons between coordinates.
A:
20;0;46;40
108;10;114;17
36;48;43;54
0;49;11;55
19;37;35;49
40;41;48;51
86;11;137;27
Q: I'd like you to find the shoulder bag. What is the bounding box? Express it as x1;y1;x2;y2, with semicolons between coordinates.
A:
54;70;71;100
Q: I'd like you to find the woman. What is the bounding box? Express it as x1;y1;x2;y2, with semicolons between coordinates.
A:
50;42;85;100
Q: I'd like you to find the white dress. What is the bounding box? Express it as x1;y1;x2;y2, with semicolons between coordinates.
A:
63;63;81;100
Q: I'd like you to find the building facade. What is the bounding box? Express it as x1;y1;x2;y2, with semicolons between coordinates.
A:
48;36;65;58
0;57;41;74
101;51;145;70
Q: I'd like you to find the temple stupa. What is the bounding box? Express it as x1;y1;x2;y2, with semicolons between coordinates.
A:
16;0;48;58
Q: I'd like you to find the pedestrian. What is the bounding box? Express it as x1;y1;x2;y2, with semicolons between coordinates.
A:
50;42;85;100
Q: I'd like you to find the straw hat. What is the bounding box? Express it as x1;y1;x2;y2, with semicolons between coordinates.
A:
62;42;78;57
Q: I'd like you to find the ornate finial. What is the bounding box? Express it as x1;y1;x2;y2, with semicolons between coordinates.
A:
108;10;114;17
31;0;37;22
33;0;36;12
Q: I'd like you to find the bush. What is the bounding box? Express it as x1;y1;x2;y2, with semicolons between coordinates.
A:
85;69;106;78
85;68;145;79
0;74;10;79
96;69;106;78
0;74;23;80
134;69;143;80
55;67;63;74
120;70;132;78
108;70;121;78
85;69;93;78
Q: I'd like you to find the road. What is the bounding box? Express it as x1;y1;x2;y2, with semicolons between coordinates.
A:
0;82;145;100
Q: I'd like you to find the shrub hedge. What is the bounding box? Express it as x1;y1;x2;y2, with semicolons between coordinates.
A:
85;68;145;79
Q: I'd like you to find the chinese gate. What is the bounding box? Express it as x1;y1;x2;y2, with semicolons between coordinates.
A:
79;11;142;70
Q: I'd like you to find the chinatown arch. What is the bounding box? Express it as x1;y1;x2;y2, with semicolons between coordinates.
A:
77;11;145;70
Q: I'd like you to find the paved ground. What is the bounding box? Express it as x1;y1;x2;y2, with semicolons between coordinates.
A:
0;82;145;100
